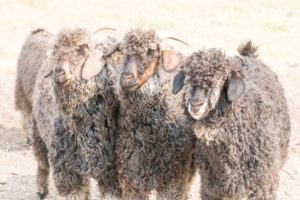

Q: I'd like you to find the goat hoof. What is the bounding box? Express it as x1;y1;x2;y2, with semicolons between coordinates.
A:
37;191;48;199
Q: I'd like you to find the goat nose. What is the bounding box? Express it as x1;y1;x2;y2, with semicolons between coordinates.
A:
55;67;65;75
122;72;134;80
190;99;204;107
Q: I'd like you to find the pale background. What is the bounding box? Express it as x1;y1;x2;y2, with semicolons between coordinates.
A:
0;0;299;199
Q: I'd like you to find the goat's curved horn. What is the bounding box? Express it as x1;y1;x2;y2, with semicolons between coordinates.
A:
163;37;189;46
92;27;117;35
158;32;189;46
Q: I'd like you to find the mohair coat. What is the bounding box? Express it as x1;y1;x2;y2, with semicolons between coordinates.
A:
114;29;196;198
182;45;290;199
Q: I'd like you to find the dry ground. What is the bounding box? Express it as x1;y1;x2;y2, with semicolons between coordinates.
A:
0;0;299;199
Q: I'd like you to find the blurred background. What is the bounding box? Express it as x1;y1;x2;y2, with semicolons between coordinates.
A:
0;0;299;199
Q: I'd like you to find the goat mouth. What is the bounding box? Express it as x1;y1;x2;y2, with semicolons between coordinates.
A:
54;75;72;86
120;78;140;92
188;103;209;120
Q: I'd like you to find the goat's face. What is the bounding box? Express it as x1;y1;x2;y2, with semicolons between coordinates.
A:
46;27;117;87
119;51;160;93
172;49;246;120
186;79;225;120
49;28;92;86
116;28;183;94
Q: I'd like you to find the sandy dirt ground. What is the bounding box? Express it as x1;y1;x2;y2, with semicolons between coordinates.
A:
0;0;299;199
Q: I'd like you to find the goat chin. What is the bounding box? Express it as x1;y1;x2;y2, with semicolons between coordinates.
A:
116;68;167;96
188;102;208;120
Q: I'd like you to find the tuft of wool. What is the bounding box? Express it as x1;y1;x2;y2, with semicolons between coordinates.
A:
49;28;93;67
183;49;231;88
114;28;196;199
54;28;92;52
238;40;258;58
180;46;290;199
122;28;160;57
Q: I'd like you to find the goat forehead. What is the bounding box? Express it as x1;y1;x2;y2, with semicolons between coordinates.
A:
54;31;91;51
189;74;226;90
122;28;160;56
53;50;74;60
136;55;155;68
54;41;90;52
183;49;232;87
120;54;157;74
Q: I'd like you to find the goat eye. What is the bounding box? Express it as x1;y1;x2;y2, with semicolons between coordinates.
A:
147;50;154;56
190;87;196;96
54;44;59;50
124;55;130;65
77;44;89;56
203;89;208;95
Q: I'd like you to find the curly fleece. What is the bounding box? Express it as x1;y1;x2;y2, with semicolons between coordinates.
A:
122;28;160;57
115;28;196;200
32;28;121;198
181;43;290;199
53;28;92;54
183;48;243;89
14;29;53;145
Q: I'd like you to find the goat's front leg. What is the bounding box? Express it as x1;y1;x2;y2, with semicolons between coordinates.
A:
156;177;191;200
32;120;49;199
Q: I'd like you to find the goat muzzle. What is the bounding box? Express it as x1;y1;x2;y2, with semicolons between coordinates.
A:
120;59;159;92
120;75;140;91
54;63;72;85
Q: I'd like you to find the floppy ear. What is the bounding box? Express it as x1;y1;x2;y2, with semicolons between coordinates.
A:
81;50;104;80
162;50;180;72
172;71;185;94
227;77;245;101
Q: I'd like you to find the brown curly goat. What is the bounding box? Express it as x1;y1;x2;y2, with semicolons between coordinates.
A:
14;29;53;144
172;41;290;199
28;27;121;199
106;28;196;200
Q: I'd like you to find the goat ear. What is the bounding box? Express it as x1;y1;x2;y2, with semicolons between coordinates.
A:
81;50;104;80
162;50;180;72
227;77;245;101
172;71;185;94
